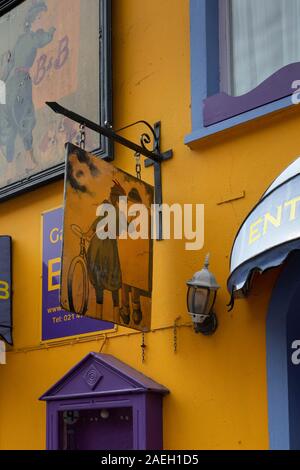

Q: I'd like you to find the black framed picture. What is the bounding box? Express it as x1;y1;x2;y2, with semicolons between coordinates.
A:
0;0;113;201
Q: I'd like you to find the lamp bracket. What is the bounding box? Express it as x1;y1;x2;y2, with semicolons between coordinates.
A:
188;311;218;336
189;313;210;324
46;102;173;240
193;312;218;336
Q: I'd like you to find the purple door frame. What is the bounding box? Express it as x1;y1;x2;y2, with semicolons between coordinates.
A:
40;353;169;450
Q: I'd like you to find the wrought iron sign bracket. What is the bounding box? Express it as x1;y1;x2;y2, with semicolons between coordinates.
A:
46;102;173;240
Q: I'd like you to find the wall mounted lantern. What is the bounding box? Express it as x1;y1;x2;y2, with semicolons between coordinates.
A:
186;254;220;335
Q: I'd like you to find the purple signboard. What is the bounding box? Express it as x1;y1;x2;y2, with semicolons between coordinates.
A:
0;237;12;345
42;207;113;341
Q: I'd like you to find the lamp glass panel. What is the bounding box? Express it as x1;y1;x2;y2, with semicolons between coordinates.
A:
187;287;194;313
205;290;216;316
193;287;209;314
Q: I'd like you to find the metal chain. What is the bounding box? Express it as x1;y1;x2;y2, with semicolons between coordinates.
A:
141;332;146;363
135;152;142;180
136;152;144;364
173;321;177;353
173;317;180;353
79;123;86;150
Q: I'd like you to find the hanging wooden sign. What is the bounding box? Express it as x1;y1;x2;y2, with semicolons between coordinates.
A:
60;143;154;332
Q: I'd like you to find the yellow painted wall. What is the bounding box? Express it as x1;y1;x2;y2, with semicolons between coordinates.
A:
1;0;300;449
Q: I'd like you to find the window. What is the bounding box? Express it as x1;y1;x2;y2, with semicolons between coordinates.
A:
186;0;300;144
221;0;300;97
59;408;134;451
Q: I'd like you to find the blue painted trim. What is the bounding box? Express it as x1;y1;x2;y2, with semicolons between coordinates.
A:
189;0;219;131
187;0;296;145
266;251;300;450
205;0;219;97
189;0;206;129
185;96;294;145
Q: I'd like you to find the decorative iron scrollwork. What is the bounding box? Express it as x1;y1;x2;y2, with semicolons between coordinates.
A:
46;101;174;240
116;120;159;154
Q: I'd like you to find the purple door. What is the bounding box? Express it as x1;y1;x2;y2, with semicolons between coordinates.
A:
59;407;133;450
